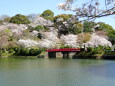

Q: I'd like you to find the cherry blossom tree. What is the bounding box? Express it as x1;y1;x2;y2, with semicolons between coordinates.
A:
60;34;79;47
58;0;115;21
77;33;91;48
0;29;12;51
38;31;59;49
18;39;39;48
85;33;112;47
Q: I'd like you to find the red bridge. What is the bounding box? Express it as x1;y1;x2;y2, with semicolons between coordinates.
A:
47;48;80;52
46;48;81;58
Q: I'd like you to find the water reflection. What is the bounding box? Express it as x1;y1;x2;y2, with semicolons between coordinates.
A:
0;58;115;86
87;62;115;79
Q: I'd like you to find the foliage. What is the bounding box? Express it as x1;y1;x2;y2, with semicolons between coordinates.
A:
10;14;31;24
69;23;83;34
0;46;43;57
0;10;114;58
77;33;91;45
107;30;115;44
34;25;44;31
54;14;83;35
74;47;105;59
104;51;115;56
54;14;72;22
29;49;42;56
40;10;54;21
97;22;114;32
8;47;42;56
83;21;95;32
60;45;72;48
96;22;115;44
0;51;14;57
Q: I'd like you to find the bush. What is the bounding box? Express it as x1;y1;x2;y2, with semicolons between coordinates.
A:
60;45;72;48
75;47;104;57
34;25;44;31
8;49;15;54
20;48;29;56
8;47;42;56
87;47;94;52
29;49;42;56
10;14;31;24
104;51;115;56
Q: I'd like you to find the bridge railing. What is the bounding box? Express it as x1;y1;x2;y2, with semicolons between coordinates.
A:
46;48;81;52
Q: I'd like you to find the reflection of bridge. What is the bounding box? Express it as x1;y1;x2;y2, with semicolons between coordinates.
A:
46;48;81;58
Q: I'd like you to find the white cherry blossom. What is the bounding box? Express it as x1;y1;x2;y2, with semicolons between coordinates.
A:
18;39;39;47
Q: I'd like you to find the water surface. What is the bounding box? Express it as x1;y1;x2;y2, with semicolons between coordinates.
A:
0;58;115;86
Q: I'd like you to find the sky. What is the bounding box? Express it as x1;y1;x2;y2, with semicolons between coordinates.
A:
0;0;115;28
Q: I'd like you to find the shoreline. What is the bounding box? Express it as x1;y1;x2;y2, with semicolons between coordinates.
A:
0;55;115;60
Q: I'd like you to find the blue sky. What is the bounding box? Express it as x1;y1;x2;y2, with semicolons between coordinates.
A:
0;0;114;28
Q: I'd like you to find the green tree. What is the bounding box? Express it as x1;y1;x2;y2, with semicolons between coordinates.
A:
83;21;95;33
40;10;54;21
10;14;31;24
71;23;83;34
54;14;82;35
108;30;115;45
97;22;113;32
54;14;72;23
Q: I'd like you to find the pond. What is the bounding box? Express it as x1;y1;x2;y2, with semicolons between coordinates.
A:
0;58;115;86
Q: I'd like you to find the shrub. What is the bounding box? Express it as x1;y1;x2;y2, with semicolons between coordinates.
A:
29;49;42;56
9;47;42;56
34;25;44;31
104;51;115;56
8;49;15;54
60;45;72;48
